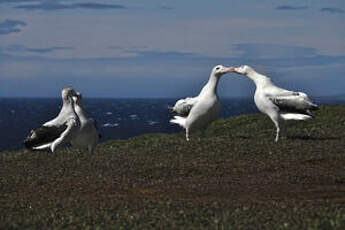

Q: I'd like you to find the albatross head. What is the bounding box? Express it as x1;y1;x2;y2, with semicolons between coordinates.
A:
212;65;235;77
72;92;83;107
232;65;254;76
61;87;77;102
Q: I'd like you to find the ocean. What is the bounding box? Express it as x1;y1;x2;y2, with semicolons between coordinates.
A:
0;97;344;152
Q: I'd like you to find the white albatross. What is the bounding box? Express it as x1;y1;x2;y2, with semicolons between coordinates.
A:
70;92;99;153
232;65;318;142
170;65;234;141
24;87;80;153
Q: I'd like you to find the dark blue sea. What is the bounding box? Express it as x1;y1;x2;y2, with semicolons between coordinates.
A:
0;97;344;152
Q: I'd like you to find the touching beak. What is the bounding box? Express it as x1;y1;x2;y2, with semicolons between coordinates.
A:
223;67;235;73
232;67;240;73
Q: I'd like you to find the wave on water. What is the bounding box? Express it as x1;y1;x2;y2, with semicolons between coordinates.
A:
148;120;159;126
102;122;119;128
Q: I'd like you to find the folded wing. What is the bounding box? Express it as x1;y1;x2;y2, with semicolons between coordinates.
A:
24;125;67;150
170;97;198;117
268;91;318;117
24;118;78;152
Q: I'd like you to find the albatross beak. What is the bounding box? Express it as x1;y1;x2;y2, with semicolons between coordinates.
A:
232;67;240;73
223;67;235;73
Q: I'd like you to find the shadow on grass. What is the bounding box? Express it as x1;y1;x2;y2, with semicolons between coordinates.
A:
287;135;341;141
236;135;251;139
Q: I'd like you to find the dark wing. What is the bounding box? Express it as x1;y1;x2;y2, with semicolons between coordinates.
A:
170;97;198;117
269;92;318;116
24;124;68;150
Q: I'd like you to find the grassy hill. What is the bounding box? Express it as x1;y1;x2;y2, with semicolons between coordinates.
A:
1;105;345;229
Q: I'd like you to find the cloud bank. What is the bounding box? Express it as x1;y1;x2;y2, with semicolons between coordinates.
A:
0;19;26;35
15;2;127;11
275;6;308;10
320;8;344;14
231;43;318;59
4;45;73;54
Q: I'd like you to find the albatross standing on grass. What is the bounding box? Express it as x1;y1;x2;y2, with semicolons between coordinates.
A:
70;92;99;153
170;65;234;141
24;87;80;153
232;65;318;142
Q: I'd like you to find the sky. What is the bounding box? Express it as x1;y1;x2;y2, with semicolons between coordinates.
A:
0;0;344;98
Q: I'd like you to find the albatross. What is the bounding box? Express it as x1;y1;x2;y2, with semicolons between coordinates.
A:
24;87;80;152
231;65;318;142
170;65;234;141
70;92;99;153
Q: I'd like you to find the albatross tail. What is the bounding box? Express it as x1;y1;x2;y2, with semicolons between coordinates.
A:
170;116;187;128
280;113;313;120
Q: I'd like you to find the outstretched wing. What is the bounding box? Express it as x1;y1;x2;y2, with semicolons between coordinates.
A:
268;91;318;116
170;97;198;117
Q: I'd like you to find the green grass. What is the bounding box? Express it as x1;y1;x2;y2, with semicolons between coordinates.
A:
1;105;345;229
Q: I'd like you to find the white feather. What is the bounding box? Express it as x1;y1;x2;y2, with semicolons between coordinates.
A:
280;113;312;120
169;116;186;128
233;65;318;142
170;65;233;141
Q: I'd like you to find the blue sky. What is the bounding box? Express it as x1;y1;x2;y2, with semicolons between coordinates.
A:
0;0;344;98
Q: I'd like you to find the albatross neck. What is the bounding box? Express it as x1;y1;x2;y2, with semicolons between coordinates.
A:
199;73;220;96
58;98;76;117
246;69;271;87
74;104;88;122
